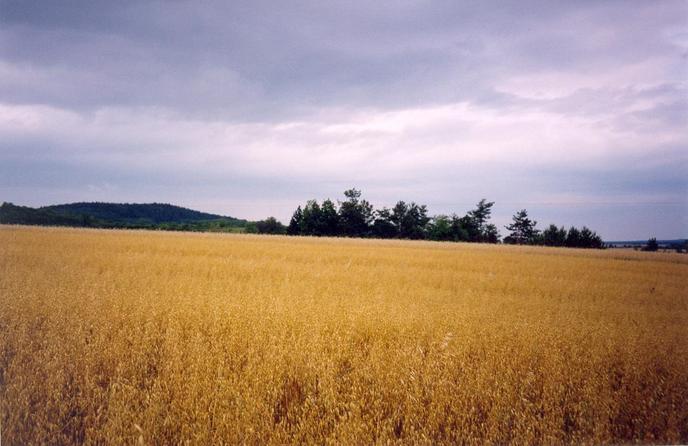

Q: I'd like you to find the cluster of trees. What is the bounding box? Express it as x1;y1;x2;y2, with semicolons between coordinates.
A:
245;217;286;235
281;189;500;243
503;209;604;248
266;189;603;248
642;237;659;252
639;237;687;253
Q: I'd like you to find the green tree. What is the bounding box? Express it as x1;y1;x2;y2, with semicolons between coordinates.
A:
468;199;495;241
542;224;567;246
338;189;373;237
483;223;501;244
450;214;471;241
392;201;429;239
579;226;603;249
287;206;303;235
372;207;397;238
319;199;340;236
505;209;539;244
427;215;453;241
468;199;493;228
301;200;322;235
255;217;286;234
565;226;581;248
390;201;407;236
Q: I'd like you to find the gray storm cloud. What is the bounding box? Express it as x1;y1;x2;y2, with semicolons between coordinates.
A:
0;0;686;239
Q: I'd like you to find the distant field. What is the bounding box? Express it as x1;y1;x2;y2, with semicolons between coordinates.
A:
1;226;687;444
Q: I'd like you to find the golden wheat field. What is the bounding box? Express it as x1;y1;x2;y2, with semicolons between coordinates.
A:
0;225;687;445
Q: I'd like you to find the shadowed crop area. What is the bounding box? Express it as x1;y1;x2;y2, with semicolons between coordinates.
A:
1;226;687;444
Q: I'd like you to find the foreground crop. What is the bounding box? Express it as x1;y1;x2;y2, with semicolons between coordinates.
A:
1;226;686;444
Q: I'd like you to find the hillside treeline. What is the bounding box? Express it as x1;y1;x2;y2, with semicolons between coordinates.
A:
0;202;247;231
257;189;604;249
45;202;233;224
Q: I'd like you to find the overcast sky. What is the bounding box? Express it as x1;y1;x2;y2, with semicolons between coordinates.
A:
1;0;686;240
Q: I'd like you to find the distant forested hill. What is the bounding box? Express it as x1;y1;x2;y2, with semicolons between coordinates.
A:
43;202;237;225
0;202;87;227
0;202;247;231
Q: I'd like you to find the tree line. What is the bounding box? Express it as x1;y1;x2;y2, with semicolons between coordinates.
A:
0;202;248;232
504;209;603;248
249;189;604;249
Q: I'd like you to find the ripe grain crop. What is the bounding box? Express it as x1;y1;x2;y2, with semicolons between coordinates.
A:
1;225;687;444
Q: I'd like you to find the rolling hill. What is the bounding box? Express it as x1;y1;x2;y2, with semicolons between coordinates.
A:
0;202;247;231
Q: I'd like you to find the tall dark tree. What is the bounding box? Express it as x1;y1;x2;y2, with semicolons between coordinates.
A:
392;201;429;239
456;215;478;241
542;224;567;246
467;199;495;241
565;226;582;248
579;226;603;249
301;200;322;235
468;199;493;228
287;206;303;235
410;203;430;239
390;201;408;235
505;209;539;244
483;223;501;244
338;189;373;237
451;214;472;241
319;199;340;236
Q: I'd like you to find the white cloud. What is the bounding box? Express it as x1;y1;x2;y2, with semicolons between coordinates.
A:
2;84;684;182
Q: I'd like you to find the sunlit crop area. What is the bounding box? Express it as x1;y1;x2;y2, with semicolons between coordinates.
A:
1;225;687;444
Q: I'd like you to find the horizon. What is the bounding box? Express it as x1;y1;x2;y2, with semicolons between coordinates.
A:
1;1;686;240
3;199;685;242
